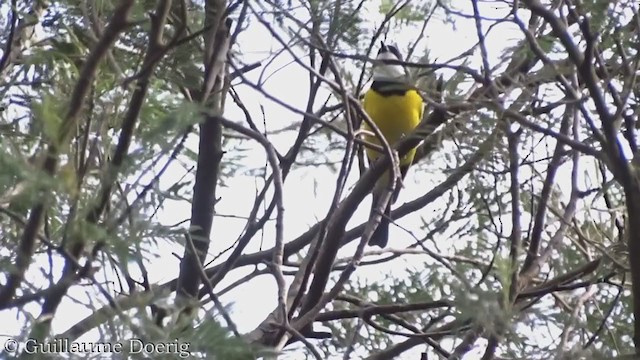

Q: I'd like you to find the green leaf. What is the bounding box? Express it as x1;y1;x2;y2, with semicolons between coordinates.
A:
32;94;64;146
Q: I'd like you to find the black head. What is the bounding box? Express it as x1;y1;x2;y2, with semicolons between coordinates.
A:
377;41;403;62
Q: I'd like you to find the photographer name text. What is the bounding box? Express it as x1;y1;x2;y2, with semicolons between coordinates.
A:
3;337;191;358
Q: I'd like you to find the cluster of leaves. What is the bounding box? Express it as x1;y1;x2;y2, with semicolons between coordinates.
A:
2;0;640;359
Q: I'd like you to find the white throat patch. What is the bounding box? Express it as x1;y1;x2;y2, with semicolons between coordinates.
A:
373;52;406;81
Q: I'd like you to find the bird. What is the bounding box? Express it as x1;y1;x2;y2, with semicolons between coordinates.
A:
362;42;424;248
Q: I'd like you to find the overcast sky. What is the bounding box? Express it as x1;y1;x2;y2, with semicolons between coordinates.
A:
0;1;544;359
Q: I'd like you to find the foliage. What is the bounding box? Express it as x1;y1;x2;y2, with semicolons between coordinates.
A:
1;0;640;359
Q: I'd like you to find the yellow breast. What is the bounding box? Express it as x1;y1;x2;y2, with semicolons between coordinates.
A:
362;88;423;165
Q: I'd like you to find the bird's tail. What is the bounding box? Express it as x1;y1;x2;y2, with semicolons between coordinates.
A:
369;194;391;248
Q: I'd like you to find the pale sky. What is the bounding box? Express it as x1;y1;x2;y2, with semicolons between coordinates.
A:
0;1;568;359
